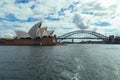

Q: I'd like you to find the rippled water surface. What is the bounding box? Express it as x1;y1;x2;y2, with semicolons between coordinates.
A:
0;44;120;80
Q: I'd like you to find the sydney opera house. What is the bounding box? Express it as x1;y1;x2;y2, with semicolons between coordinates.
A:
14;21;54;39
0;22;57;45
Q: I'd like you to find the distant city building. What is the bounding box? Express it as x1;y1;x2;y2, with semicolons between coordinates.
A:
115;36;120;43
109;35;115;43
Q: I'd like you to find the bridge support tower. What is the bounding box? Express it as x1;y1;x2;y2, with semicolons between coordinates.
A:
72;39;74;43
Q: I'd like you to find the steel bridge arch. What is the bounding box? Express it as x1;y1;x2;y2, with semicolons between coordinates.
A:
57;30;108;41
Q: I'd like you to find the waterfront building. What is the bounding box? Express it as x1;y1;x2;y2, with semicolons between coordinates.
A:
0;21;57;45
109;35;115;43
115;36;120;43
15;22;54;39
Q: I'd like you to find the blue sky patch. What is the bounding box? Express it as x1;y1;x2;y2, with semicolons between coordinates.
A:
30;5;35;10
15;0;29;4
58;8;67;16
81;12;94;15
94;22;111;26
0;18;3;21
45;16;60;21
5;14;19;22
5;14;38;22
26;17;38;22
68;4;75;12
105;29;116;32
13;25;21;28
0;2;7;7
0;25;13;30
58;2;79;16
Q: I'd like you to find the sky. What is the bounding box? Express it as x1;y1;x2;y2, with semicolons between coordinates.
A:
0;0;120;37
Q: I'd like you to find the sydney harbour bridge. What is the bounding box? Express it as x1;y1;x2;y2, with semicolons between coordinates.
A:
57;30;110;43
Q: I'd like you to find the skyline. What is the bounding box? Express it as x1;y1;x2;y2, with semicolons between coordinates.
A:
0;0;120;37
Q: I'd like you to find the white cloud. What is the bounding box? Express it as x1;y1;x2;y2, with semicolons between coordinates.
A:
0;0;120;37
72;0;120;35
73;14;89;29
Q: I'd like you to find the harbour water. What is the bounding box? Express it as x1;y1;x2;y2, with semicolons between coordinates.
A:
0;44;120;80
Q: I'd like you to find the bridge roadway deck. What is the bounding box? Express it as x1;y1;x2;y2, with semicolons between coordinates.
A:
57;37;103;39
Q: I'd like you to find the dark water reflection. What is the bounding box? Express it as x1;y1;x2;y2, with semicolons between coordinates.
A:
0;44;120;80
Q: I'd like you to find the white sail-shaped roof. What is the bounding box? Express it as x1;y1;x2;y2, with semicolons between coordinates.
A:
15;30;31;39
47;30;54;36
39;27;47;38
42;29;48;37
28;21;42;38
